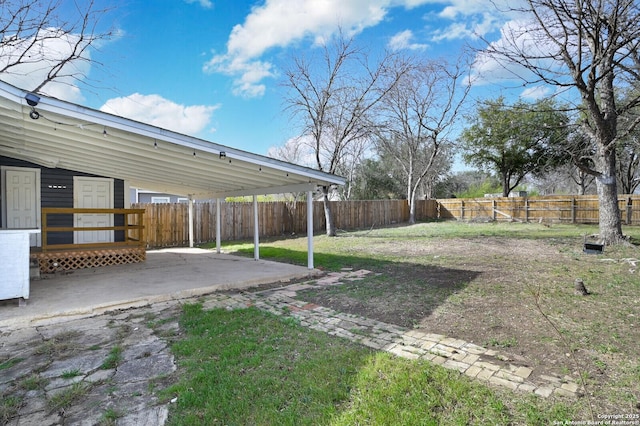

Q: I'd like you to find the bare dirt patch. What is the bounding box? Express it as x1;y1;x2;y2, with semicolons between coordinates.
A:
295;235;640;415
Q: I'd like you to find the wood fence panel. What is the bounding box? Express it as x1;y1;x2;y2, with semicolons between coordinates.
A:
415;199;438;221
435;195;640;225
574;197;598;223
135;196;640;248
436;199;458;219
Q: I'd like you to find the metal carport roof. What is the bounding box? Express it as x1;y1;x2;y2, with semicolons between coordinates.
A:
0;80;344;199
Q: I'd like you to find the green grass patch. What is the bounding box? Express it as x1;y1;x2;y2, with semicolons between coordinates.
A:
332;353;510;425
0;357;24;370
61;369;83;379
99;407;123;425
0;396;22;424
162;304;370;425
18;374;48;391
47;382;91;412
163;304;572;425
100;346;123;370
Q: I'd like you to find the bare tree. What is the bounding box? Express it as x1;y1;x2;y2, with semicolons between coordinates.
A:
418;145;454;200
617;139;640;194
282;33;409;236
375;57;470;223
532;164;596;195
482;0;640;244
616;89;640;194
266;137;313;203
0;0;113;94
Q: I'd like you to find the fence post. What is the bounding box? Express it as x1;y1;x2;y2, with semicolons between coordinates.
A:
492;199;496;221
627;197;632;225
524;198;529;223
460;200;465;220
571;197;576;224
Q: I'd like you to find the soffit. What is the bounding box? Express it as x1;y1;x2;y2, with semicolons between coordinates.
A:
0;82;343;199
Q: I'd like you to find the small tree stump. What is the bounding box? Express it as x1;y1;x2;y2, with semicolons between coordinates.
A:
574;278;589;296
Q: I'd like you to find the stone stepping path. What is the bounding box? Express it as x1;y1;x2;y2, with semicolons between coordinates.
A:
202;269;582;399
1;303;179;425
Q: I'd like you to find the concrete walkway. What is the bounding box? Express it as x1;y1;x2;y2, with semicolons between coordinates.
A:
0;248;317;330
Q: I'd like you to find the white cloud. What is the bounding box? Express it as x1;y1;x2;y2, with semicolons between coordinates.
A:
388;30;428;51
427;0;525;42
205;0;522;97
0;28;91;103
520;85;551;100
431;12;503;41
437;0;525;19
471;19;560;86
205;55;273;98
204;0;426;98
100;94;220;136
267;135;317;168
226;0;387;60
184;0;213;8
439;0;499;19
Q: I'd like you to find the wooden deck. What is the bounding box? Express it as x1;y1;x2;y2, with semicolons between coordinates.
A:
31;208;146;273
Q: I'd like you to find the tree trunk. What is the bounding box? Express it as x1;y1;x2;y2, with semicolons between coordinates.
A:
595;147;624;245
502;173;509;197
321;187;337;237
408;192;416;224
578;170;586;196
406;172;415;224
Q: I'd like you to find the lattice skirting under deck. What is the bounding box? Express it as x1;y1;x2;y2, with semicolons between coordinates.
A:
31;247;146;273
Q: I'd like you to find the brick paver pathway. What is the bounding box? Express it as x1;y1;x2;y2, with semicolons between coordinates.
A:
199;269;581;399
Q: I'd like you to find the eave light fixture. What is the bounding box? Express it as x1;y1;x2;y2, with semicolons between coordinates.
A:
25;93;41;119
25;93;40;106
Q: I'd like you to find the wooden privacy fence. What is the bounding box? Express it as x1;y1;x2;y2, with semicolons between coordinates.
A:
134;195;640;249
436;195;640;224
132;199;437;249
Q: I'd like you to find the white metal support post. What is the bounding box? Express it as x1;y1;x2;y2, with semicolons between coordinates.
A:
253;194;259;260
216;198;221;254
307;190;314;270
188;195;194;248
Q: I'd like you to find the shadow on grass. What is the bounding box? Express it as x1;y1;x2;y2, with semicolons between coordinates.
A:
230;246;481;329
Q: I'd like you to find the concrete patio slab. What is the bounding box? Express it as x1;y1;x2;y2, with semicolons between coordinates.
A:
0;248;317;330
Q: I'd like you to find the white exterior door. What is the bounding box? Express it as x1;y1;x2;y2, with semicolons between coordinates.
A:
2;167;41;246
74;177;114;244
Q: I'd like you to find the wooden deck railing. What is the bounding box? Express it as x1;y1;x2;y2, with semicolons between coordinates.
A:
40;208;145;252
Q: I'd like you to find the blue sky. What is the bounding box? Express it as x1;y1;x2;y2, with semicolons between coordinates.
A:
2;0;542;157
